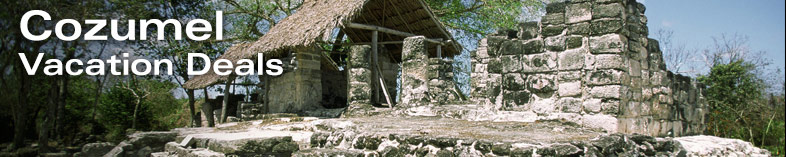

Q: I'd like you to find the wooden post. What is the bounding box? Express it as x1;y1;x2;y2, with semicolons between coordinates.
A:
372;31;379;104
371;31;394;108
437;44;442;58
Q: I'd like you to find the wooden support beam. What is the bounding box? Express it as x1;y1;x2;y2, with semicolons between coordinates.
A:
378;68;394;108
369;30;394;107
437;44;442;58
372;31;380;104
346;23;448;45
337;41;404;45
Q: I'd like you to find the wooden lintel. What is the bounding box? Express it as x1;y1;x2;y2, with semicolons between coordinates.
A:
346;22;448;45
338;41;404;45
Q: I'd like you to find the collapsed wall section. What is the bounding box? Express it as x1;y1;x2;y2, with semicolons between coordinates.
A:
470;0;707;137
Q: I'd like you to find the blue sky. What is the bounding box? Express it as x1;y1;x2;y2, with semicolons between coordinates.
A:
641;0;785;74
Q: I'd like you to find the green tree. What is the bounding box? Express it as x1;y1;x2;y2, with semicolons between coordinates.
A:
699;60;763;137
697;33;785;154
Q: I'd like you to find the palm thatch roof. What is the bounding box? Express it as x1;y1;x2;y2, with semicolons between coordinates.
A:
184;0;461;89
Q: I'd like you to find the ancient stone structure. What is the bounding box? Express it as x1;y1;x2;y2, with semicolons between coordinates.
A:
470;0;707;137
347;38;462;115
265;48;325;113
118;116;766;157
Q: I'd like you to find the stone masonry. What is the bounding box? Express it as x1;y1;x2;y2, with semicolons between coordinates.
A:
470;0;707;137
400;36;431;107
267;47;323;113
345;45;375;115
427;58;461;104
400;36;463;107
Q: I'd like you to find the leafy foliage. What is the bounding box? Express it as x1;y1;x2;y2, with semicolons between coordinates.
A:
699;60;785;155
98;79;185;142
424;0;543;39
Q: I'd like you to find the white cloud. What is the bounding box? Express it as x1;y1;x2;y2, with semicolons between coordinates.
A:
662;20;673;27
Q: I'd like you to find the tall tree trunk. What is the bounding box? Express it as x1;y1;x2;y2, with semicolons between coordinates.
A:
38;78;59;153
130;76;140;130
55;42;75;140
220;78;234;123
187;89;199;127
12;75;30;150
91;78;102;120
55;74;68;140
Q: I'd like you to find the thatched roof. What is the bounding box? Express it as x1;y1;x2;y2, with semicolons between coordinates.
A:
184;0;461;89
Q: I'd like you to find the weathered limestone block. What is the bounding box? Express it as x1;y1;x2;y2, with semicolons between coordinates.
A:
558;97;582;113
591;19;624;35
487;36;507;57
348;82;371;104
558;81;582;97
580;114;618;133
592;3;625;19
545;35;566;51
588;85;624;99
473;63;487;73
400;36;430;107
503;73;527;91
522;39;544;54
500;40;524;55
628;60;643;77
487;58;503;74
558;71;582;81
566;2;591;24
618;117;651;135
586;69;629;86
521;52;558;73
628;40;647;60
530;98;557;113
585;54;628;71
345;45;374;116
566;36;584;49
558;48;586;70
545;1;567;13
500;55;521;73
620;101;650;118
475;38;491;59
542;25;566;37
583;98;603;113
518;22;540;40
593;0;625;4
349;68;371;84
590;34;627;54
542;13;565;25
568;22;590;35
485;74;504;108
527;74;557;93
600;100;620;114
503;90;531;111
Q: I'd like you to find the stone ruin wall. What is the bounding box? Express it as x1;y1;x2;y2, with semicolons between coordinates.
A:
345;37;462;115
399;36;463;107
470;0;707;137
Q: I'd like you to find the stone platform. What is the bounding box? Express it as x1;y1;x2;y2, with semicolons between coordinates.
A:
81;113;768;156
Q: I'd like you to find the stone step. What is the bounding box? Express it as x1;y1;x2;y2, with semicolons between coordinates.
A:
181;130;311;156
292;148;365;157
161;142;226;157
